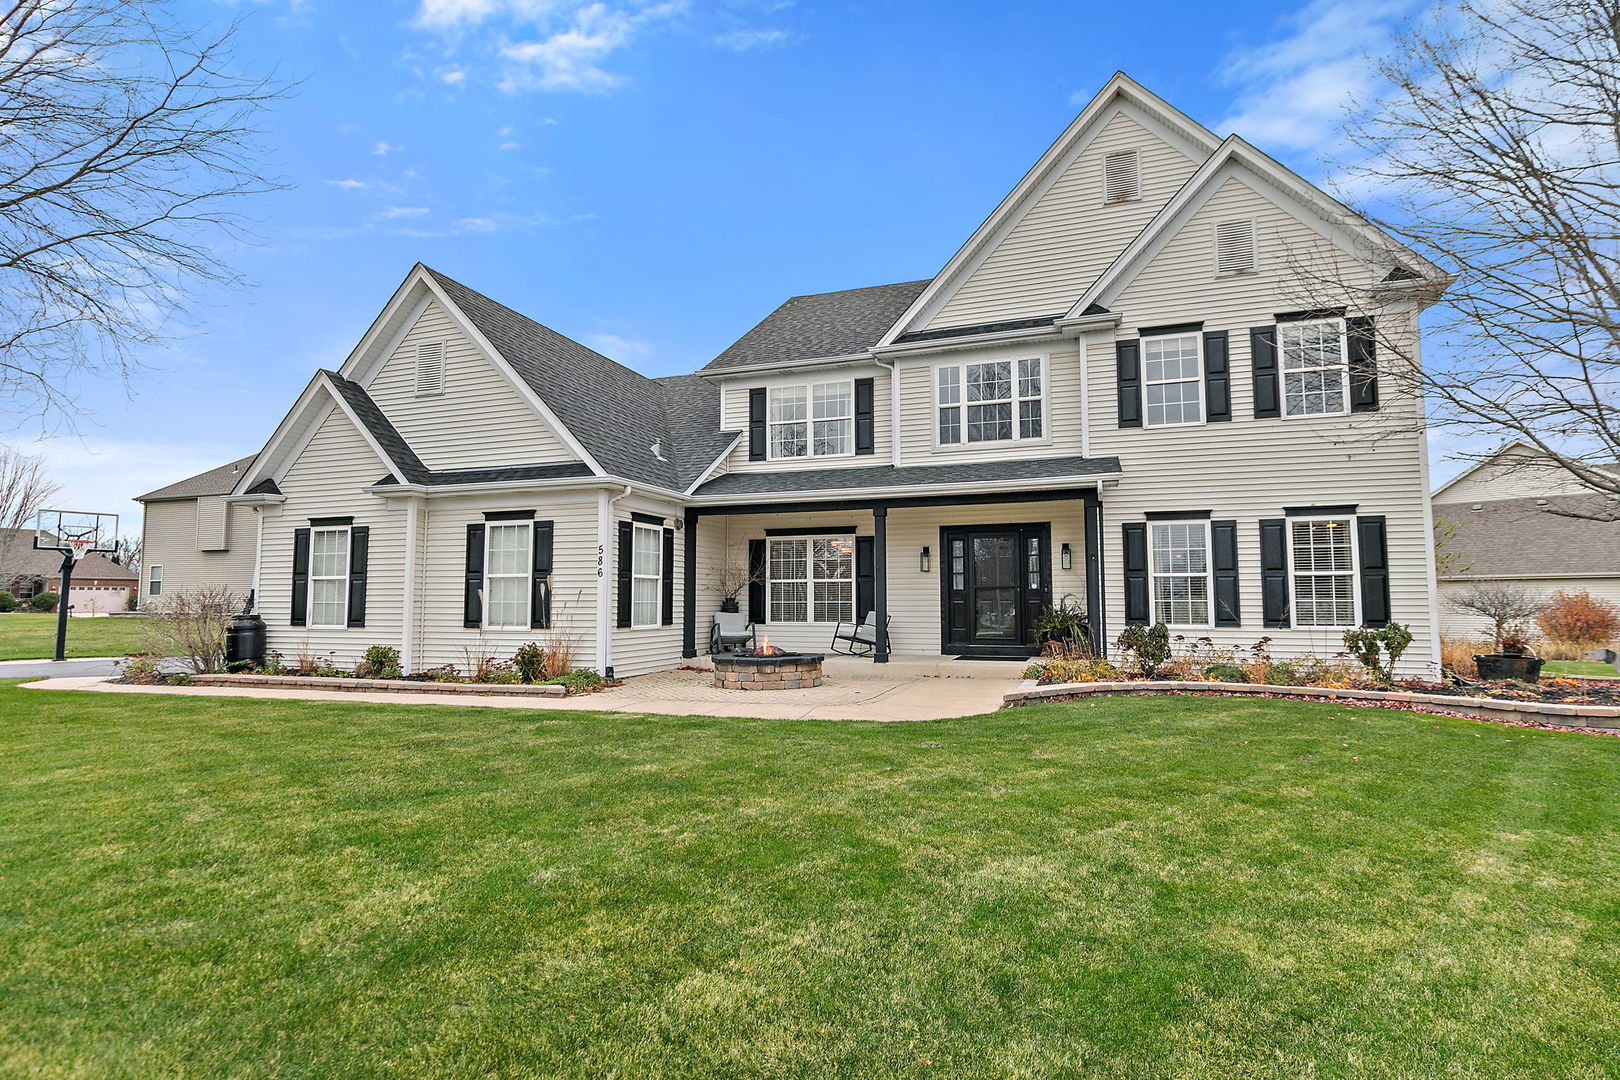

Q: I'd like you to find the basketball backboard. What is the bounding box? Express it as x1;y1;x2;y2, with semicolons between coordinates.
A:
34;510;119;558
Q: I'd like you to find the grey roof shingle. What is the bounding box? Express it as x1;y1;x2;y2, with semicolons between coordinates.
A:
0;528;137;581
692;455;1122;499
324;371;431;484
1434;494;1620;577
703;279;931;372
656;373;739;489
136;455;258;502
371;462;597;487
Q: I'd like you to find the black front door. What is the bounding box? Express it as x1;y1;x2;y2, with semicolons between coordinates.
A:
940;523;1051;657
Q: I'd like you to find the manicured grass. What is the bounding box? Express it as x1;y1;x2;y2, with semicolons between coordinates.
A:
0;612;146;660
3;684;1619;1078
1543;660;1617;677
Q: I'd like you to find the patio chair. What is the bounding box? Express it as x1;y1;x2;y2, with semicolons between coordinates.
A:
830;613;888;657
710;611;756;653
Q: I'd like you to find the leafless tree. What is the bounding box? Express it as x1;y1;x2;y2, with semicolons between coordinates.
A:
139;584;240;673
0;0;285;422
1445;584;1550;653
0;443;59;582
1299;0;1620;518
112;535;141;576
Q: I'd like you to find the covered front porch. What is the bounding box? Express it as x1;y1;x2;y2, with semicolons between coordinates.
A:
681;487;1105;663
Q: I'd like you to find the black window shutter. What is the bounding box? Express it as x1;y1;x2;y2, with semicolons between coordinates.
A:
748;538;767;624
1116;340;1142;428
855;535;875;620
748;388;767;460
530;521;553;629
1259;518;1290;628
1251;326;1280;418
661;527;675;626
1347;315;1379;412
1203;330;1231;422
346;526;369;628
616;521;633;628
290;528;310;627
1211;520;1240;627
464;523;485;628
1357;515;1391;627
1122;522;1149;625
853;378;875;455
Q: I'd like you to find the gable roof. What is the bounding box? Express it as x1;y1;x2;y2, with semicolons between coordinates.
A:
1433;494;1620;578
137;455;258;502
0;528;137;581
703;279;931;372
1430;440;1620;502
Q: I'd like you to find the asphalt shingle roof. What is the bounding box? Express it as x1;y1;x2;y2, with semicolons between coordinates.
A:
324;371;431;484
136;455;257;502
703;280;932;372
1434;494;1620;577
692;455;1122;498
0;528;136;581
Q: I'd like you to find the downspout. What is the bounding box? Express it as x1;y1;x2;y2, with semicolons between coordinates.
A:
250;507;265;612
400;498;421;674
597;484;633;678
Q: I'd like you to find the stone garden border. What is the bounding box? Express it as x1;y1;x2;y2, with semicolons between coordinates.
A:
1004;680;1620;732
191;674;566;697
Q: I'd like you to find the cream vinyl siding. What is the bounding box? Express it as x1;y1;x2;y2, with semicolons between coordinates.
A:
365;297;579;471
691;500;1089;656
610;493;685;678
925;108;1202;331
895;343;1083;465
1439;577;1620;639
1437;458;1606;504
259;409;403;666
139;498;257;607
1088;174;1437;675
718;369;892;473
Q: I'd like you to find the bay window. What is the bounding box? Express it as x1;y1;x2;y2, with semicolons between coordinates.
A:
485;522;532;629
937;358;1043;445
1290;518;1356;626
769;381;853;458
1280;319;1349;418
1143;333;1202;426
1149;521;1211;627
768;536;854;623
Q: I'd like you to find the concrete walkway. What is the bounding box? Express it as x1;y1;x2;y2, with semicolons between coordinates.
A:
20;656;1028;721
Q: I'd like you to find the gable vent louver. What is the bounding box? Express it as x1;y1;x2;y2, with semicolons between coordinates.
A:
1104;149;1140;203
414;341;446;395
1215;219;1256;275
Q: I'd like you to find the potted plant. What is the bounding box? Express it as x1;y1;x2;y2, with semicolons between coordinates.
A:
1475;625;1545;682
713;560;758;615
1033;594;1090;650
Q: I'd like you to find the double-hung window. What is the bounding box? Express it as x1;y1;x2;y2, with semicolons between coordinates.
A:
485;523;532;629
148;565;163;596
1142;333;1202;426
1280;319;1349;418
767;536;853;623
631;524;662;626
768;381;852;458
936;358;1043;445
1149;521;1211;627
309;528;350;628
1290;518;1356;627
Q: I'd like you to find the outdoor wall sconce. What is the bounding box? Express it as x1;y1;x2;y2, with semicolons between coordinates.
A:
920;545;931;573
1060;543;1073;571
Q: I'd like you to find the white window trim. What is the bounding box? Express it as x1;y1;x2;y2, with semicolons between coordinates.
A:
1148;519;1213;630
1288;516;1360;629
1140;331;1206;429
630;522;663;628
484;521;533;631
148;565;163;596
1278;317;1351;421
1213;218;1257;277
1103;148;1142;204
766;380;856;461
932;357;1049;450
766;535;855;625
413;340;447;397
307;526;351;629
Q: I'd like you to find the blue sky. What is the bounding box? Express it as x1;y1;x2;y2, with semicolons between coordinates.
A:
17;0;1437;525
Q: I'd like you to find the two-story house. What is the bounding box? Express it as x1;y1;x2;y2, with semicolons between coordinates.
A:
151;74;1447;677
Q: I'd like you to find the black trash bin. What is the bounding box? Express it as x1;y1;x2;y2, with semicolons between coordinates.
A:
225;612;267;672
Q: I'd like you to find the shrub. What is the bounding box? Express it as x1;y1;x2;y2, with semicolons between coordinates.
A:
1116;622;1171;678
545;668;608;693
420;665;464;683
29;591;59;612
165;672;193;686
1342;623;1415;682
256;656;287;676
484;667;522;685
0;591;16;612
1032;594;1089;649
357;644;402;679
310;664;347;679
138;586;240;674
1440;635;1484;680
124;593;139;612
1264;661;1298;686
1536;590;1620;652
1031;655;1123;684
1446;584;1548;653
1203;662;1249;683
117;656;163;684
513;641;548;684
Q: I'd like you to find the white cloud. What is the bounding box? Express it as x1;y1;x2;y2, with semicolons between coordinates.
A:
377;206;432;218
713;27;788;50
373;141;403;155
455;216;499;231
441;68;466;84
584;332;653;362
325;178;370;190
16;435;252;527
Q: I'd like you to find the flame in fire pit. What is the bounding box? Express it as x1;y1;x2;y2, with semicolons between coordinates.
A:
741;635;786;657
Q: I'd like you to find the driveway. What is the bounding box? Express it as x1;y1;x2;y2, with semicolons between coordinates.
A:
0;657;185;680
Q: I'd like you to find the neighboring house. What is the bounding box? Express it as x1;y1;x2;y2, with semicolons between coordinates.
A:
1432;442;1620;637
0;528;137;612
134;456;260;607
147;74;1449;677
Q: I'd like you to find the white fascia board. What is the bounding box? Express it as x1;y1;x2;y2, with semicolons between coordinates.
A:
875;73;1222;347
682;433;745;496
222;493;286;507
365;476;691;502
689;472;1124;507
230;372;331;496
335;264;435;385
871;324;1064;359
699;353;879;379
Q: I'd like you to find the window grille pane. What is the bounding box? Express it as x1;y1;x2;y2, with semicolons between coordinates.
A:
312;578;345;627
812;382;851;419
938;406;961;444
770;421;807;457
966;362;1010;402
1019;399;1043;439
813;418;851;456
1145;380;1203;426
768;386;806;421
487;575;528;628
1284;370;1345;416
1151;523;1207;574
937;366;961;405
770;581;807;623
1144;335;1198;381
311;530;347;577
1291;520;1353;572
632;578;659;626
1291;519;1355;626
1018;357;1042;398
967;401;1013;442
769;539;807;580
812;537;853;578
1153;574;1210;626
813;580;853;623
488;524;530;575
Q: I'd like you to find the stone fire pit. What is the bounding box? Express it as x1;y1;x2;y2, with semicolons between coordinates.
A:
713;648;825;690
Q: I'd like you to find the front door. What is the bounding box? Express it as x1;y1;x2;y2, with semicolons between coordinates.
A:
940;523;1051;657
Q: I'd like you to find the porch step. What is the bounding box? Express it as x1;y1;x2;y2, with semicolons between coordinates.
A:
822;654;1031;680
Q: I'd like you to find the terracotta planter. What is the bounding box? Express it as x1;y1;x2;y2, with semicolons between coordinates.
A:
1475;654;1544;682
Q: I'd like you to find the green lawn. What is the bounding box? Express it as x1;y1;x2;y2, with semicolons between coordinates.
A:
1543;660;1617;677
0;613;146;660
3;684;1619;1079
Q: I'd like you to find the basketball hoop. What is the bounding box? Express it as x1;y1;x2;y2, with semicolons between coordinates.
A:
31;508;121;663
65;537;94;562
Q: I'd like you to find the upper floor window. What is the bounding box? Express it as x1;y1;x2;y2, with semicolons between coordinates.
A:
937;358;1043;445
1214;219;1255;275
769;381;852;458
309;527;350;628
485;522;532;629
414;341;446;395
1280;319;1348;418
1104;149;1140;203
1150;521;1210;627
1143;333;1202;426
768;536;853;623
1290;517;1356;626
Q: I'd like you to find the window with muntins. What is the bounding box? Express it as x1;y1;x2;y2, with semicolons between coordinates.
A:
309;528;349;627
148;565;163;596
768;536;853;623
1290;518;1356;626
936;359;1043;445
768;381;852;458
1280;319;1348;418
1150;522;1211;627
485;523;532;629
1143;333;1202;426
631;524;662;626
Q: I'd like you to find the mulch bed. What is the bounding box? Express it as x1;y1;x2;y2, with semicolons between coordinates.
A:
1393;678;1620;706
